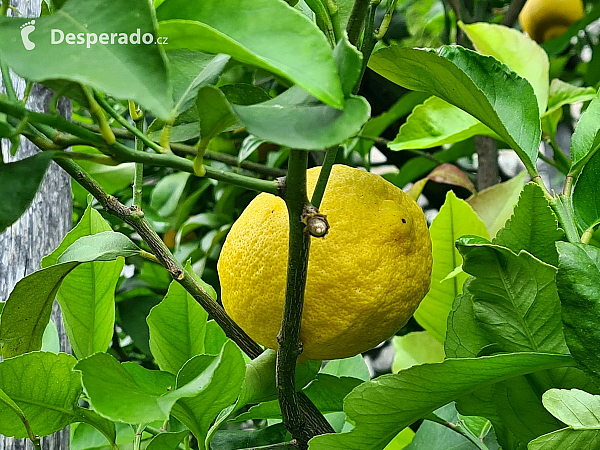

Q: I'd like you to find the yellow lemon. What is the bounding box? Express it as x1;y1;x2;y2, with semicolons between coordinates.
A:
218;165;432;360
519;0;584;43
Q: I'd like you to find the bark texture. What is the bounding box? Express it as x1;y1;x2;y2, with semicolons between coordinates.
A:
0;1;72;449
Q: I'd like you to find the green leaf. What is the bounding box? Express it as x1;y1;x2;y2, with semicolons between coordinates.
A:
556;242;600;384
221;84;272;106
390;96;494;151
0;352;81;438
573;147;600;232
150;172;190;218
0;152;54;234
168;51;230;113
467;171;527;237
147;279;209;375
146;431;189;450
545;79;597;117
494;183;565;266
414;191;489;342
170;341;246;443
333;34;362;97
321;355;370;381
58;231;141;263
0;262;79;358
238;349;321;407
156;0;344;108
231;87;370;150
383;428;415;450
211;423;288;450
369;46;541;175
445;284;493;359
570;89;600;174
196;86;237;150
76;352;176;424
460;22;549;113
0;0;172;120
457;240;568;354
528;389;600;449
41;320;61;354
392;331;445;373
307;353;574;450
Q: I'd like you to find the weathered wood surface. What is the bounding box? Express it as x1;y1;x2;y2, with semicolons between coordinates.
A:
0;1;72;449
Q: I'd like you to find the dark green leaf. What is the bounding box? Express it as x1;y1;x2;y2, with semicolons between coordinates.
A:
573;149;600;232
211;423;288;450
0;263;78;358
221;84;271;106
231;87;370;150
457;240;568;354
308;353;574;450
0;352;81;438
556;242;600;384
146;431;189;450
0;0;172;119
0;152;53;234
494;183;565;266
570;90;600;174
156;0;344;108
196;86;237;149
369;46;541;175
150;172;190;218
147;279;209;375
333;35;362;97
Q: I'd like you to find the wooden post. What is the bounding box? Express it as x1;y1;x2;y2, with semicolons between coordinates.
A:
0;1;72;449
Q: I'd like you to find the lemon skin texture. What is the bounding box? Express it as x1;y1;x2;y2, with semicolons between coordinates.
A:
519;0;584;43
218;165;433;361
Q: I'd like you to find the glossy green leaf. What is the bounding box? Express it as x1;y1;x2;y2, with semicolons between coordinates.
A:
0;352;81;438
457;240;568;354
390;96;493;151
156;0;344;108
41;320;61;354
545;79;596;117
321;355;370;381
494;183;565;266
146;431;189;450
211;423;288;450
573;147;600;232
168;51;230;113
150;172;190;217
528;389;600;449
221;84;272;106
0;0;172;120
392;332;445;373
76;353;176;424
58;231;141;263
0;262;78;358
383;428;415;450
204;320;228;355
333;34;362;97
570;90;600;174
0;152;53;234
196;86;236;150
414;191;489;342
238;349;320;407
170;341;246;442
231;87;370;150
147;279;209;375
467;171;527;237
460;22;549;113
51;210;130;359
308;353;574;450
445;283;493;359
556;242;600;384
369;46;541;175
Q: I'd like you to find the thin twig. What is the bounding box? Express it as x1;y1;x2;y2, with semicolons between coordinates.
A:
311;146;338;208
132;106;144;209
500;0;527;26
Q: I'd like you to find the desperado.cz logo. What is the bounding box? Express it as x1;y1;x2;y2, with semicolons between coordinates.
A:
20;23;167;50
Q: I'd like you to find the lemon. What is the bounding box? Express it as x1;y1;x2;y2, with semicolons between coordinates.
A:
218;165;432;360
519;0;584;43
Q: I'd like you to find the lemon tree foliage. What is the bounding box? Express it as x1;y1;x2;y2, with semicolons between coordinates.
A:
1;1;600;450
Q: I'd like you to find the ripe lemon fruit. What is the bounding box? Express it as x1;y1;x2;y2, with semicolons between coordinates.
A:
218;165;432;360
519;0;584;43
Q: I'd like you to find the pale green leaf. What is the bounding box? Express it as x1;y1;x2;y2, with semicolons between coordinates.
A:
392;331;445;373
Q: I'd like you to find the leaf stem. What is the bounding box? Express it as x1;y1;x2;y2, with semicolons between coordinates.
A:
549;194;581;244
82;86;116;145
134;424;145;450
94;93;165;154
132;106;144;209
0;60;17;103
311;146;338;208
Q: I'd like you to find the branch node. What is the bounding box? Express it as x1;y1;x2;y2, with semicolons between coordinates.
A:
302;206;329;238
277;176;287;198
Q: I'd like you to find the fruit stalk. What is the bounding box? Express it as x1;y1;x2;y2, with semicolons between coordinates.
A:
277;149;333;448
